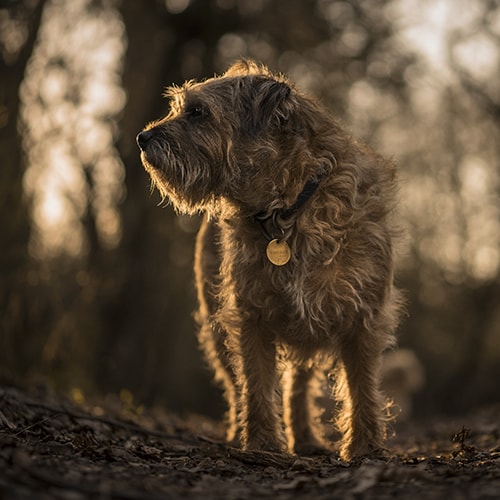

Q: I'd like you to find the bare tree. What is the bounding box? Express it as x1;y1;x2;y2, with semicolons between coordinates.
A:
0;0;47;375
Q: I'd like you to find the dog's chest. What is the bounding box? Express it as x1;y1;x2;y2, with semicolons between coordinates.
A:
236;259;338;347
222;223;348;346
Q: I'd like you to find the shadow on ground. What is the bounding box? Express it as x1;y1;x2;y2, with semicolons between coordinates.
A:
0;384;499;499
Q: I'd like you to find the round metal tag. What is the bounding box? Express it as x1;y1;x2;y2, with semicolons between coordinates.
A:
266;239;291;266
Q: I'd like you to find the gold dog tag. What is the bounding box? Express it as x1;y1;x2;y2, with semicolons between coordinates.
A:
266;239;291;266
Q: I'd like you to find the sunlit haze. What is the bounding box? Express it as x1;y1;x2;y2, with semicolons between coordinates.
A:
20;0;126;258
19;0;500;284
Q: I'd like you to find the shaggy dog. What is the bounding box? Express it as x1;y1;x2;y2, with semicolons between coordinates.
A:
137;60;402;460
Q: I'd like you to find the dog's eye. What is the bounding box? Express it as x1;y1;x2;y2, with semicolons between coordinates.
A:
185;103;207;120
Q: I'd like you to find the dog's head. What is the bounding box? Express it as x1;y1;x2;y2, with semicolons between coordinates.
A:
137;60;319;215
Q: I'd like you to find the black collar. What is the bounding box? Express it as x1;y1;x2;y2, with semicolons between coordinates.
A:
254;173;326;242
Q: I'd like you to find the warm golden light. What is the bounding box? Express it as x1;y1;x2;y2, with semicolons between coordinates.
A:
346;0;500;285
20;0;126;258
17;0;500;287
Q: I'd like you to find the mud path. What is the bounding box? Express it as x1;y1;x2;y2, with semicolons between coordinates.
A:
1;385;499;499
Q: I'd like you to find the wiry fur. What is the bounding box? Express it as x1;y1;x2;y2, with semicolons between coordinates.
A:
137;60;403;460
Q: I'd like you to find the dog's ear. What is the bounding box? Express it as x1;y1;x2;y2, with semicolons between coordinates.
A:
244;77;295;135
225;59;264;77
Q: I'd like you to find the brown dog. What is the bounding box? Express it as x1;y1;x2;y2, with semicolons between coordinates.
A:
137;60;402;460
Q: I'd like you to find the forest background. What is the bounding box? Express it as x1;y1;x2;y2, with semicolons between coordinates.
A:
2;0;500;420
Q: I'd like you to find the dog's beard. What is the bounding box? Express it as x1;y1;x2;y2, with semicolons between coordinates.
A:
141;150;219;215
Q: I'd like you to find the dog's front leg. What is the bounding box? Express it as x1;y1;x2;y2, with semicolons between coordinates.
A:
336;329;389;460
237;327;286;453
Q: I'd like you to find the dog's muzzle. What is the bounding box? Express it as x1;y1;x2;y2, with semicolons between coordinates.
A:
136;129;154;151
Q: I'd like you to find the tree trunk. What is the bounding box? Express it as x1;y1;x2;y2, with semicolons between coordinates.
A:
0;0;47;374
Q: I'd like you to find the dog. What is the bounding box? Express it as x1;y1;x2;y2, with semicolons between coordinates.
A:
136;60;402;460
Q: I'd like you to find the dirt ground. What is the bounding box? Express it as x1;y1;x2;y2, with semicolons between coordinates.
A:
0;384;499;499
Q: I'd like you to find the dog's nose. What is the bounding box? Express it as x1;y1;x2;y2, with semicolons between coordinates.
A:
136;130;154;150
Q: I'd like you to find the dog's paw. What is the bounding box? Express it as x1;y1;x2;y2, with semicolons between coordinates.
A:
244;433;288;454
340;442;390;462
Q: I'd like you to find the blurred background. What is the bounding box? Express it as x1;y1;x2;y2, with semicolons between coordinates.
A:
1;0;499;419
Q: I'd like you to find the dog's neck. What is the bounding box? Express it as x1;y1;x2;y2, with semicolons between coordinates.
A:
254;172;326;242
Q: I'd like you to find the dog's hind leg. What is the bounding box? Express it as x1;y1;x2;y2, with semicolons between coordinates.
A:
195;215;240;443
283;361;331;455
